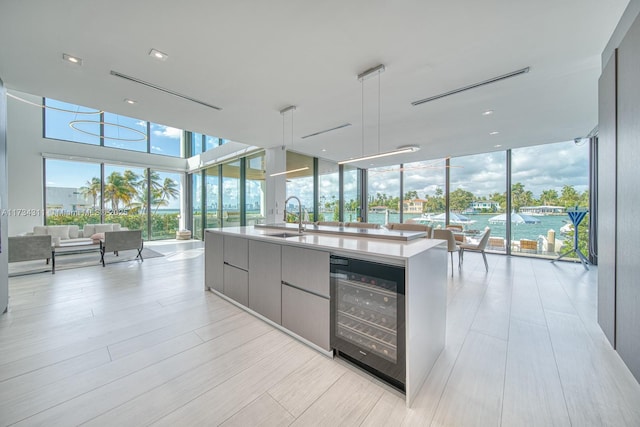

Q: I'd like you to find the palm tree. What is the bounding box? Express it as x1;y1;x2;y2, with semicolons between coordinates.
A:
137;170;163;212
104;171;137;212
79;177;101;209
154;177;179;213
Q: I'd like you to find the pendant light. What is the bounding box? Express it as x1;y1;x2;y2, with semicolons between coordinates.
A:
338;64;419;165
269;105;310;176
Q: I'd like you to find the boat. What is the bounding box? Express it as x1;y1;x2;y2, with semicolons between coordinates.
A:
560;223;573;235
419;212;476;225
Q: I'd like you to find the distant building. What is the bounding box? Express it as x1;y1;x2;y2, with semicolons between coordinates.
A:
403;198;427;213
465;200;500;213
45;186;93;213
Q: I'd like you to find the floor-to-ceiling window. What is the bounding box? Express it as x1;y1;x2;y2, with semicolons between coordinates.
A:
192;172;203;240
511;140;589;258
318;160;339;222
45;159;102;226
103;165;148;238
205;167;220;228
246;152;266;226
342;165;361;223
401;159;447;224
44;99;100;145
449;152;507;253
285;152;315;222
102;112;147;152
222;161;241;227
150;123;182;157
43;97;184;158
367;165;401;225
149;170;181;240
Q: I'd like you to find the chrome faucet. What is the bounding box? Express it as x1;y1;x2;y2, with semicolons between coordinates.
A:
284;196;305;234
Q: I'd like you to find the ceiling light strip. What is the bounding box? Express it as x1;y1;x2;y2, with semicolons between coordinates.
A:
301;123;352;139
110;70;222;111
269;166;310;177
338;146;420;165
411;67;530;106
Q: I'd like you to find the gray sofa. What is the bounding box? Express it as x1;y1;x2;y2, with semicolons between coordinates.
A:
8;235;55;274
100;230;143;266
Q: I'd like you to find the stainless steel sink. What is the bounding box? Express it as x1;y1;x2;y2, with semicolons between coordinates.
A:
265;232;302;238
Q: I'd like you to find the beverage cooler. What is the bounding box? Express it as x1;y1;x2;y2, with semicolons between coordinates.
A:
330;255;406;392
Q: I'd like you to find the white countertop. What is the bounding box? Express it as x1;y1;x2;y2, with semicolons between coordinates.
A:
206;226;446;261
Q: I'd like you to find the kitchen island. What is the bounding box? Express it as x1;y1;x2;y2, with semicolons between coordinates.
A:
204;225;447;406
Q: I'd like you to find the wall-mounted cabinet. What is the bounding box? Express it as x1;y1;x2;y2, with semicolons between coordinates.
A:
598;10;640;383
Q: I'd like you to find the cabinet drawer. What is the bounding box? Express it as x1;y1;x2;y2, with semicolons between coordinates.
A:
224;236;248;270
281;246;329;297
205;232;224;292
224;264;248;306
249;240;282;324
282;284;330;351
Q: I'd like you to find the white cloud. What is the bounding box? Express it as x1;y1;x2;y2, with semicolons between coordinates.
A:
152;125;181;139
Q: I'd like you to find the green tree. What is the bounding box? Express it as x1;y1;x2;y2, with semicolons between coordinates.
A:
154;177;179;213
449;188;474;211
79;177;101;209
423;187;445;212
490;192;507;211
559;185;580;208
104;171;137;211
539;189;559;206
511;182;534;211
404;190;418;200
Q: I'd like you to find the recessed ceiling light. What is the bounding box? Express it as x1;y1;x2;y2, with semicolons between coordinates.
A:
489;131;500;135
482;110;494;116
149;48;168;61
321;149;326;152
494;144;502;148
124;98;136;105
62;53;82;65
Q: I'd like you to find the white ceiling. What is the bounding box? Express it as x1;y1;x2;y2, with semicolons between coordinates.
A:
0;0;629;168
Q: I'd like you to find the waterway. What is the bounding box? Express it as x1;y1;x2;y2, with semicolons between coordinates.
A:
365;212;572;241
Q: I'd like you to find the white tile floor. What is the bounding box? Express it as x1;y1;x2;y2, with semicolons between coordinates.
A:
1;240;639;426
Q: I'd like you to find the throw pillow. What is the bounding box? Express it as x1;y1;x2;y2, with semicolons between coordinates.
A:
90;232;105;241
83;224;96;237
48;226;70;240
68;225;80;239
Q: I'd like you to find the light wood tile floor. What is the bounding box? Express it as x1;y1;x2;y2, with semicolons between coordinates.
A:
1;240;640;426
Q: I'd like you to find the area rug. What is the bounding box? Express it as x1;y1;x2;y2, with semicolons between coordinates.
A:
8;248;164;276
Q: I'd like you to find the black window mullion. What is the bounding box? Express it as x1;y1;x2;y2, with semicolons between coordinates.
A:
240;158;246;226
147;168;152;240
338;164;344;222
313;157;319;222
506;149;512;255
146;122;151;153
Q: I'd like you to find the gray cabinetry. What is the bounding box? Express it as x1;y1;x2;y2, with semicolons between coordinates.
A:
224;235;248;270
282;283;330;351
205;232;224;292
224;264;249;306
281;246;329;297
249;240;282;324
615;14;640;382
